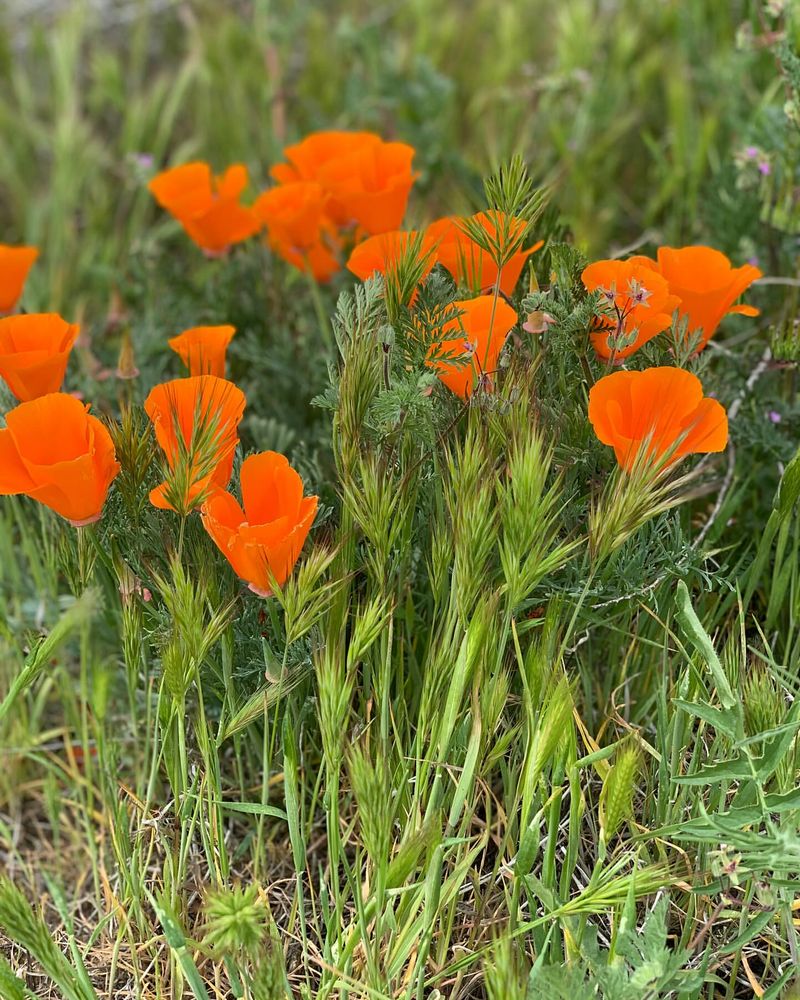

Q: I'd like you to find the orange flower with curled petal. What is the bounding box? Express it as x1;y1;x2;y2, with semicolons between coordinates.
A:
144;375;246;513
168;325;236;378
426;212;543;297
0;245;39;313
317;141;417;234
0;393;120;525
270;130;382;225
0;313;79;401
582;258;681;361
148;162;260;254
588;367;728;471
429;295;518;399
645;246;762;349
346;230;436;305
271;131;381;185
201;451;318;597
253;182;332;250
253;181;342;281
346;230;434;282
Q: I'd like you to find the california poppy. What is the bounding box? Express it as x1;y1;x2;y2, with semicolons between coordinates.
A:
270;130;382;225
644;246;761;349
201;451;318;596
168;325;236;378
0;313;79;401
253;181;342;281
271;130;381;185
0;393;120;525
0;245;39;313
253;181;332;250
347;230;433;282
148;162;261;254
427;212;543;296
317;141;417;234
582;258;681;361
144;375;246;512
346;230;435;305
588;366;728;471
429;295;518;399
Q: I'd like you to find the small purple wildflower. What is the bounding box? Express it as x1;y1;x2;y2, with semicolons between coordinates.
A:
768;410;782;424
627;278;652;307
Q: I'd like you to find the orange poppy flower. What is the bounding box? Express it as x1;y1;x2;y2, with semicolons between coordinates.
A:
346;230;434;283
429;295;518;399
426;212;543;296
168;325;236;378
270;130;382;225
253;181;342;281
271;130;381;185
201;451;318;596
144;375;246;512
317;141;417;234
148;162;261;254
0;313;79;401
646;246;762;349
588;366;728;471
253;181;332;249
582;258;681;361
0;245;39;313
0;393;120;525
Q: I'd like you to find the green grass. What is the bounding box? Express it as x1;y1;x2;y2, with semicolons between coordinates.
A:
1;1;800;998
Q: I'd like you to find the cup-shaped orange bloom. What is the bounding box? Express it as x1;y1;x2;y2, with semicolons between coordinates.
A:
426;212;543;296
148;162;261;254
0;245;39;313
253;181;332;249
168;325;236;378
346;230;434;283
201;451;318;596
253;181;342;281
588;367;728;471
429;295;518;399
582;258;681;361
0;313;79;401
144;375;246;512
0;393;120;525
318;141;417;234
271;130;381;185
270;130;382;225
647;246;762;349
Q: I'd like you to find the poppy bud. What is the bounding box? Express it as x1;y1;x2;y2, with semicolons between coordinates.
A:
116;330;140;380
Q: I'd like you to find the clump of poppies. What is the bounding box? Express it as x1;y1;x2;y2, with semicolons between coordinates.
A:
257;130;418;282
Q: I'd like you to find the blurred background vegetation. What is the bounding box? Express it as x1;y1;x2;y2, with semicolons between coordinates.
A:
1;0;796;313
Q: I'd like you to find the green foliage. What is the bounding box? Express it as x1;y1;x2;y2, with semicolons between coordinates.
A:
0;879;98;1000
1;2;800;997
526;897;705;999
